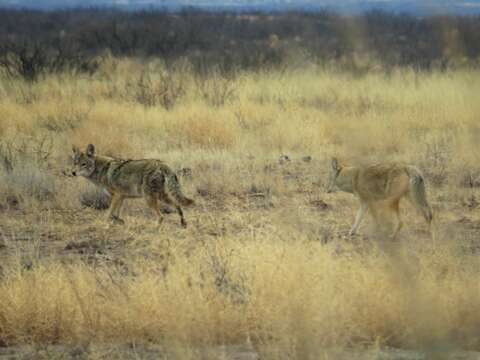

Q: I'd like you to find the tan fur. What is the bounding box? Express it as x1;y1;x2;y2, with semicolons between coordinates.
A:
71;144;194;227
327;158;432;238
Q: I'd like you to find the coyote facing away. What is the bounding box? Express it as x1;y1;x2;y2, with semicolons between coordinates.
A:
326;158;433;238
71;144;194;227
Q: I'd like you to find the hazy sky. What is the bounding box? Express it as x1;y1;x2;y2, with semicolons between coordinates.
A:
2;0;480;13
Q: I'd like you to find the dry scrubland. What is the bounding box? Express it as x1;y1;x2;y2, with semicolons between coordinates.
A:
1;60;480;358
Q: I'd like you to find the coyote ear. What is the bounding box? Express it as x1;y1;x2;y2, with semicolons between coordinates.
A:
331;157;341;171
86;144;95;157
72;146;81;160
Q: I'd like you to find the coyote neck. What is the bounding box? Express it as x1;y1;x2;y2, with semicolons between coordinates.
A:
337;166;358;194
87;156;113;187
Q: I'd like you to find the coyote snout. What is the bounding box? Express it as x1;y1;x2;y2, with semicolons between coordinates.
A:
71;144;194;227
327;157;432;239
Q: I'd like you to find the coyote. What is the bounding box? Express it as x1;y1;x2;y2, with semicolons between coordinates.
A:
71;144;194;227
326;158;433;238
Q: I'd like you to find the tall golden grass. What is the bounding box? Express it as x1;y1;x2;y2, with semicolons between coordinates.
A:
1;59;480;356
0;236;479;356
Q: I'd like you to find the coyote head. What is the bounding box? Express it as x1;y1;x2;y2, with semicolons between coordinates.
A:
71;144;96;178
326;157;343;193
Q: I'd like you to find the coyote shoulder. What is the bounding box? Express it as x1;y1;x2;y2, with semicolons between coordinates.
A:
327;158;432;238
71;144;194;227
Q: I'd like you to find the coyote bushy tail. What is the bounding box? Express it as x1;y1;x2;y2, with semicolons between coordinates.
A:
406;166;433;223
166;174;194;207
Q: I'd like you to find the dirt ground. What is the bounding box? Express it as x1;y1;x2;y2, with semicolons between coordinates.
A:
0;343;480;359
1;156;480;358
1;155;478;260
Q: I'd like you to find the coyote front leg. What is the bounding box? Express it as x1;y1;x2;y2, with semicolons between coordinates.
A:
108;193;125;224
350;200;368;236
391;199;403;240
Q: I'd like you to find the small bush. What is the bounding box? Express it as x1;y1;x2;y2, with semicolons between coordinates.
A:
0;39;98;82
0;142;14;173
0;136;53;173
195;68;237;107
1;165;56;203
37;105;92;133
127;65;187;109
0;136;56;205
79;187;111;210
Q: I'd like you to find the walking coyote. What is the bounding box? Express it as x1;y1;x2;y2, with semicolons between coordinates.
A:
71;144;194;227
326;158;433;238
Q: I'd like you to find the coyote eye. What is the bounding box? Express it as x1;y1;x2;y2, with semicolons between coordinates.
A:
81;162;87;167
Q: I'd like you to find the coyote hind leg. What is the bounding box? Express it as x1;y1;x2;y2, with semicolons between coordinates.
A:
145;195;164;226
176;205;187;228
158;190;187;228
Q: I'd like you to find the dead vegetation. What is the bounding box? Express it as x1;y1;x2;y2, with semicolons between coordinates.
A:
0;59;480;358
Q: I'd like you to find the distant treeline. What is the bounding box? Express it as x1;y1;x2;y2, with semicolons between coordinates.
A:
0;8;480;80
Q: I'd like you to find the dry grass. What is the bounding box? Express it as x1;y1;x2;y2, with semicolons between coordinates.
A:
1;60;480;358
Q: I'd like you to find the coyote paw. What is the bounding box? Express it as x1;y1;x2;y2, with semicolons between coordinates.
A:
349;230;357;236
181;219;187;228
110;216;125;225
